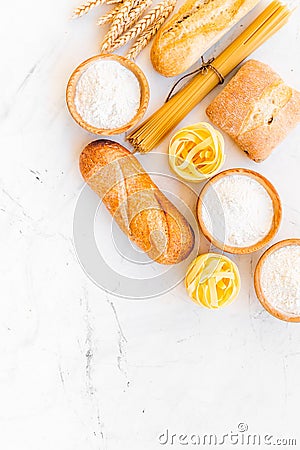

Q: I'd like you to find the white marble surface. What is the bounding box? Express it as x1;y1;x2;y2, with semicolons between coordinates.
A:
1;1;300;449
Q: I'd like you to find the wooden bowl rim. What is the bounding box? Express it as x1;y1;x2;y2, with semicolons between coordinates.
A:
66;53;150;136
254;238;300;322
196;168;282;255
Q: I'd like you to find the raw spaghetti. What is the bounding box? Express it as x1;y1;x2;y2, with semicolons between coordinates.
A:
127;1;292;153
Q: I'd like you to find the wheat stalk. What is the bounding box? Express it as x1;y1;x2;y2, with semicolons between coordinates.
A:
97;3;123;26
126;3;175;59
110;0;176;51
100;0;150;52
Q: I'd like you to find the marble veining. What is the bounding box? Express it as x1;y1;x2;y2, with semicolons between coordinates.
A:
1;0;300;449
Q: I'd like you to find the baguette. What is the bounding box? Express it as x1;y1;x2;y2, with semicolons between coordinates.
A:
206;60;300;162
79;140;195;264
151;0;259;77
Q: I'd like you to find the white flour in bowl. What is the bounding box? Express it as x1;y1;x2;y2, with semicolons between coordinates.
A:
74;60;141;129
260;245;300;315
202;174;274;248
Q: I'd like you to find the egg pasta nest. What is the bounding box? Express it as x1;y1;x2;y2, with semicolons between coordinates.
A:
185;253;241;309
168;122;225;182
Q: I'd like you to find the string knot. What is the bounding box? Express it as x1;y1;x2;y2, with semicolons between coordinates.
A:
165;56;225;103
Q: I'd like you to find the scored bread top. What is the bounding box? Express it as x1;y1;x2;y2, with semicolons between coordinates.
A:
79;140;195;264
151;0;259;77
160;0;251;44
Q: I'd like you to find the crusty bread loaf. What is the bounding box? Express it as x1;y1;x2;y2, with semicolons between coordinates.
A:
80;140;195;264
206;60;300;162
150;0;259;77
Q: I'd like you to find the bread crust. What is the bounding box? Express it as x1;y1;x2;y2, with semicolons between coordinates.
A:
79;140;195;264
151;0;259;77
206;60;300;162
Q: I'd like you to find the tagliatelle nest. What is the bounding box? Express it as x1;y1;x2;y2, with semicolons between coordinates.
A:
185;253;241;309
168;122;225;182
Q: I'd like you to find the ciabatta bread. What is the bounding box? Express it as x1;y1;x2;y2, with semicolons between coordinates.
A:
206;60;300;162
151;0;259;77
80;140;195;264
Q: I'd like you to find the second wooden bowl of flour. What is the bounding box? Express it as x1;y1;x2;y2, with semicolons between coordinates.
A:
254;239;300;322
197;168;282;254
66;54;149;135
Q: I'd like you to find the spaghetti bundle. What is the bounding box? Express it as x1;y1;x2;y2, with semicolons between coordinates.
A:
127;1;292;153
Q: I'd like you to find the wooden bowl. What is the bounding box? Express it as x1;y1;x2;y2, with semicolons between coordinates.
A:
254;239;300;322
66;54;150;136
197;168;282;254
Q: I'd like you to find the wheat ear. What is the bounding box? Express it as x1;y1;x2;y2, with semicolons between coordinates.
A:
126;5;174;60
100;0;149;52
73;0;105;18
100;0;150;31
73;0;123;18
110;0;176;52
100;0;133;50
97;3;123;26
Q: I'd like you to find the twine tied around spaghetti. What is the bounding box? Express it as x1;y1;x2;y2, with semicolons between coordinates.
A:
165;56;225;103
